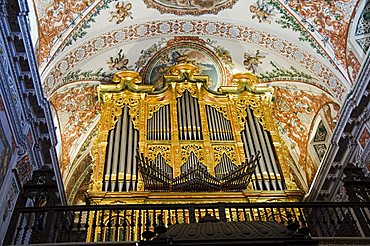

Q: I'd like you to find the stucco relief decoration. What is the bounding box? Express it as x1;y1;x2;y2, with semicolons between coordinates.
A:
142;0;238;15
109;2;133;24
50;85;99;170
272;86;333;181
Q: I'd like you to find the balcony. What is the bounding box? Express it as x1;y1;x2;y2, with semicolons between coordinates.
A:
5;202;370;245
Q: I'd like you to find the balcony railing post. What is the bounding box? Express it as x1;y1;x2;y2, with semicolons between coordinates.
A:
188;206;196;223
218;203;226;222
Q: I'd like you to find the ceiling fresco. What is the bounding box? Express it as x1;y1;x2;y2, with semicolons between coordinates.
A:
141;0;238;15
29;0;368;202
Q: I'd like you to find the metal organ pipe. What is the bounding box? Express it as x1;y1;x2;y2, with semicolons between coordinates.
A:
206;105;234;141
240;130;260;190
166;105;171;140
244;109;266;190
147;105;171;141
112;115;122;191
177;92;202;141
195;99;202;140
185;93;193;140
190;95;197;140
240;107;284;191
177;98;183;140
104;126;115;191
252;114;277;190
181;95;188;140
251;110;275;190
246;108;272;190
263;130;284;189
120;106;129;191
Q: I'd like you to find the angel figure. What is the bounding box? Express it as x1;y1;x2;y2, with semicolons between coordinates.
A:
108;49;129;70
250;0;274;24
110;2;133;24
243;50;266;73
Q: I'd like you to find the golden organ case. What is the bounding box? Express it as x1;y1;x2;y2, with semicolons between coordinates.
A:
88;60;302;205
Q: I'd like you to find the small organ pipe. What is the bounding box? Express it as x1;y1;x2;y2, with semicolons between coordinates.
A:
185;93;193;140
162;105;165;140
219;110;226;141
105;128;115;191
195;100;202;140
168;105;171;140
190;96;197;140
111;116;122;191
181;95;188;140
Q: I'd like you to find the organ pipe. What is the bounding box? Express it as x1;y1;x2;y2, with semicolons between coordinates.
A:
103;105;139;192
100;64;288;195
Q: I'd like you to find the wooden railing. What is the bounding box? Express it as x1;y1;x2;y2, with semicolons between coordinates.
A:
5;202;370;245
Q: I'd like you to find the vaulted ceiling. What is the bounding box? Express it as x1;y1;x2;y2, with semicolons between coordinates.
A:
30;0;369;204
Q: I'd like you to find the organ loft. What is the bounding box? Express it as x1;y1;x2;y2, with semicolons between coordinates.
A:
2;1;370;244
87;39;302;205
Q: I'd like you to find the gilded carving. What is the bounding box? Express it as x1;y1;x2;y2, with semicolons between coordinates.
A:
147;145;171;166
91;62;298;194
213;145;237;166
180;144;204;164
147;103;169;120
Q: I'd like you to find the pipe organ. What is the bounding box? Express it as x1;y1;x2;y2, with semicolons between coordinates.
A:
90;63;301;204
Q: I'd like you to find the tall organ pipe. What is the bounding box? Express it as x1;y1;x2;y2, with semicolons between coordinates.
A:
103;105;139;192
195;99;202;140
240;107;284;191
246;108;272;190
251;113;275;190
244;109;267;190
120;106;129;191
112;116;122;191
104;127;115;191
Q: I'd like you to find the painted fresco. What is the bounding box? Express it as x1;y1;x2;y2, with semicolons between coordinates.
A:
0;96;13;190
142;0;237;15
142;45;223;91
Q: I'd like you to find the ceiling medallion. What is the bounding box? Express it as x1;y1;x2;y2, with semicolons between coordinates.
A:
140;36;231;91
142;0;238;15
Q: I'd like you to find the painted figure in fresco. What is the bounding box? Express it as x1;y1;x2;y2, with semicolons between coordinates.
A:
243;50;265;73
168;0;216;8
250;0;274;23
108;49;129;70
147;49;219;90
110;2;133;24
